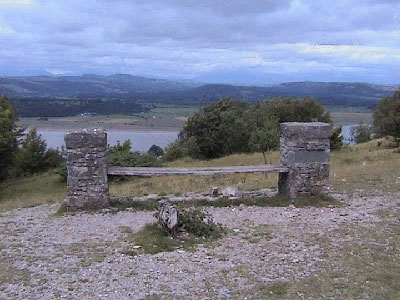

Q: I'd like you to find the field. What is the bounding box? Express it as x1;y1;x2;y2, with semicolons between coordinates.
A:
1;139;399;299
18;104;199;131
18;104;371;132
1;138;398;210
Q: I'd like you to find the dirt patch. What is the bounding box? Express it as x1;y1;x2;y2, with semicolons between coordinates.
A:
1;191;399;299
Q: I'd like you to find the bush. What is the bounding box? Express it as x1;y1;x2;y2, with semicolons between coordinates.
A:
330;126;344;151
351;121;373;144
108;140;160;167
179;208;223;238
163;139;188;162
148;144;164;157
373;91;400;139
0;95;21;181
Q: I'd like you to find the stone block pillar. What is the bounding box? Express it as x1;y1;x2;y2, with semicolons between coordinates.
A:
278;122;332;199
64;129;109;211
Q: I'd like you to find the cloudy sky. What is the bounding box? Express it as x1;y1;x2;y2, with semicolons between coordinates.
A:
0;0;398;83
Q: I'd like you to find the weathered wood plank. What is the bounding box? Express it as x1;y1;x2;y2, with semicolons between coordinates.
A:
108;164;289;176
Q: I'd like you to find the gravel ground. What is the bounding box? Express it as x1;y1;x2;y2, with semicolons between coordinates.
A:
1;191;399;300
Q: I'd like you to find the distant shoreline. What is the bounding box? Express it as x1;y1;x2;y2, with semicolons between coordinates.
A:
18;116;184;133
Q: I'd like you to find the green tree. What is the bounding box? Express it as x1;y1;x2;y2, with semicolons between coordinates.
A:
248;119;280;163
165;96;331;160
351;121;372;144
179;98;249;158
16;128;47;175
0;96;21;181
108;140;159;167
330;126;344;151
148;144;164;157
373;91;400;143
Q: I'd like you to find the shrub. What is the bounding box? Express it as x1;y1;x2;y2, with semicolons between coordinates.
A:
0;95;21;181
148;144;164;157
330;126;344;151
163;140;188;162
108;140;160;167
179;208;224;238
351;121;373;144
373;91;400;139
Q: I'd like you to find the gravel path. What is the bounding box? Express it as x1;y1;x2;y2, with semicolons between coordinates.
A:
1;191;399;300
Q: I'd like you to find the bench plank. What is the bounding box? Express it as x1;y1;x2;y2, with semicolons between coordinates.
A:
108;164;289;176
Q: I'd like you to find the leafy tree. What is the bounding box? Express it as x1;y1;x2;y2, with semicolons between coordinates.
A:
373;91;400;142
16;128;64;176
148;144;164;157
166;96;332;160
0;96;21;181
351;121;372;144
179;98;249;158
248;119;280;163
330;126;344;151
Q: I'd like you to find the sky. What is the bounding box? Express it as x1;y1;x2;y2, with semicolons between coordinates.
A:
0;0;399;84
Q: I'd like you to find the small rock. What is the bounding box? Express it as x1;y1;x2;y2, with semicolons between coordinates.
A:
222;186;241;198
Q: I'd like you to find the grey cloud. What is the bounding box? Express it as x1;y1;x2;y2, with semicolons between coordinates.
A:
0;0;398;83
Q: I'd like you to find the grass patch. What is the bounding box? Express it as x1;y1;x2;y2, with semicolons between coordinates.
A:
123;223;222;255
0;256;31;285
53;201;67;216
111;193;342;212
0;170;66;211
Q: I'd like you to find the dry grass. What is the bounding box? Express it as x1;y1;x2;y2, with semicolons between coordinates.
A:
0;171;66;211
110;152;279;197
2;138;398;211
330;138;400;193
110;138;400;197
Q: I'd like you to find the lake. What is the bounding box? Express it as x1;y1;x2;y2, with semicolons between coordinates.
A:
37;125;354;151
38;129;179;151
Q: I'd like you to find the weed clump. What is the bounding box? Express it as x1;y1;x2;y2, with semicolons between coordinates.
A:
124;205;225;255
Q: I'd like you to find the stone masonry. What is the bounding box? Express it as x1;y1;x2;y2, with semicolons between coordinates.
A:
278;122;332;199
64;129;109;211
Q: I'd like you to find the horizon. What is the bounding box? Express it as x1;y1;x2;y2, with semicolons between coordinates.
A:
0;0;399;84
1;73;399;87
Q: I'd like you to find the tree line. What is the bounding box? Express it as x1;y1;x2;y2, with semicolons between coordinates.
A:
0;96;64;181
7;97;149;117
163;92;400;161
1;92;399;182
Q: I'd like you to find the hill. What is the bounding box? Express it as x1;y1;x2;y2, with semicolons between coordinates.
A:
1;75;398;116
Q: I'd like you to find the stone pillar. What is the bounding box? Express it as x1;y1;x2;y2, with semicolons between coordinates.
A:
278;122;332;199
64;129;109;211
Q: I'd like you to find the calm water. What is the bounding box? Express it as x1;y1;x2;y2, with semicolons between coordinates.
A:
38;129;179;151
37;125;353;151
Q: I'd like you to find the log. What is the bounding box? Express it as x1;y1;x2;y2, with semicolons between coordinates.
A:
108;164;289;176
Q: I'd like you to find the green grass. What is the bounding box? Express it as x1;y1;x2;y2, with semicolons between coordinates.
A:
121;223;223;255
110;193;341;212
0;170;65;211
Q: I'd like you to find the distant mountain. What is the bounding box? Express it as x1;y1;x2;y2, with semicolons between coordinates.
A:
0;74;198;98
0;74;398;109
155;81;399;108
